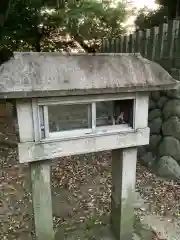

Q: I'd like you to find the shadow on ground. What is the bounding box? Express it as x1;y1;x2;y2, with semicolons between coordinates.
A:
0;147;180;240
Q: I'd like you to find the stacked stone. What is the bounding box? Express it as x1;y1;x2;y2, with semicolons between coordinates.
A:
139;84;180;180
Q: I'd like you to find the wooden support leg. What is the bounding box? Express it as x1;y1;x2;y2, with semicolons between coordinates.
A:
111;148;137;240
30;161;54;240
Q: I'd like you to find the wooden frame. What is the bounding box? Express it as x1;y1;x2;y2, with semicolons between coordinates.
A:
18;127;150;163
36;95;137;141
15;92;150;240
16;92;149;163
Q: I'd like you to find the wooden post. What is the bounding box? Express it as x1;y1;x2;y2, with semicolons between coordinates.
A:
128;34;134;53
18;100;54;240
31;161;54;240
157;23;167;60
122;35;128;53
176;20;180;58
144;29;151;58
101;39;108;53
120;35;124;53
174;20;180;58
114;38;121;53
100;39;104;53
102;39;111;53
126;35;130;53
135;30;143;54
128;34;135;53
111;147;137;240
16;100;54;240
148;27;159;61
111;38;117;52
167;20;178;59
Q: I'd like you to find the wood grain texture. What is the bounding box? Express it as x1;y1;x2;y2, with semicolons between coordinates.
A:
30;161;54;240
18;127;150;163
111;148;137;240
0;52;178;99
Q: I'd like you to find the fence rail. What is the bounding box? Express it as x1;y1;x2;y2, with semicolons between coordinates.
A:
101;19;180;71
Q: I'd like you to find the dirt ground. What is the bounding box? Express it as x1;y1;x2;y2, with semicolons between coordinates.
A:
1;142;180;240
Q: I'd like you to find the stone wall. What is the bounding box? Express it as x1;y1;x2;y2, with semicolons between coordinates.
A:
139;69;180;180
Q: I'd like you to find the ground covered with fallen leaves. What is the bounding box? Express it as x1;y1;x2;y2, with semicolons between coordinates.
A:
0;146;180;240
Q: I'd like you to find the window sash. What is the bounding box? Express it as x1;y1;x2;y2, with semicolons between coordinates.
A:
39;99;134;140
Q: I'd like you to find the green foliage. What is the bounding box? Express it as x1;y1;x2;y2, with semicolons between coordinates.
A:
156;0;180;18
0;0;129;52
135;6;168;30
135;0;180;30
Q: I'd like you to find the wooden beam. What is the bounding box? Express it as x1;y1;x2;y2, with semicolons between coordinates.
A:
18;127;150;163
16;99;55;240
157;23;168;60
134;93;149;129
167;20;178;59
144;29;151;58
16;100;34;142
148;27;159;61
111;147;137;240
31;161;54;240
135;30;143;54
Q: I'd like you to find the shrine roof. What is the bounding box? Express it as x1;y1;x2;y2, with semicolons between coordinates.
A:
0;52;178;99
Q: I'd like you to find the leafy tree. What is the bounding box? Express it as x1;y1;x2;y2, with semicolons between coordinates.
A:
135;0;180;30
0;1;12;33
0;0;129;53
157;0;180;18
135;6;168;30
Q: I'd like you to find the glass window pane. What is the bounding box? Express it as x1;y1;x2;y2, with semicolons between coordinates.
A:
48;103;92;132
96;99;134;128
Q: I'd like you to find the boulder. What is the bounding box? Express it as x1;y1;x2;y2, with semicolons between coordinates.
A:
156;156;180;180
157;96;168;109
169;68;180;80
162;116;180;140
159;137;180;161
148;109;162;122
166;86;180;99
149;117;162;134
149;99;156;110
137;146;146;158
151;92;161;101
163;99;180;119
140;152;155;167
149;135;162;151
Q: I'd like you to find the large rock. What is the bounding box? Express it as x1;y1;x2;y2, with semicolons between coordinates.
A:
157;96;168;109
162;116;180;140
159;137;180;161
169;68;180;80
166;86;180;99
149;99;156;110
149;117;162;134
163;99;180;119
140;152;155;167
148;109;162;122
137;146;146;158
151;91;161;101
156;156;180;180
149;134;162;151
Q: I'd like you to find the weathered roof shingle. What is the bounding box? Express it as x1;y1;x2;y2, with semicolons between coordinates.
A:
0;52;178;99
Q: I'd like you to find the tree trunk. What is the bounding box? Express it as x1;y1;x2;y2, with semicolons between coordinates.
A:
34;26;44;52
0;0;12;38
